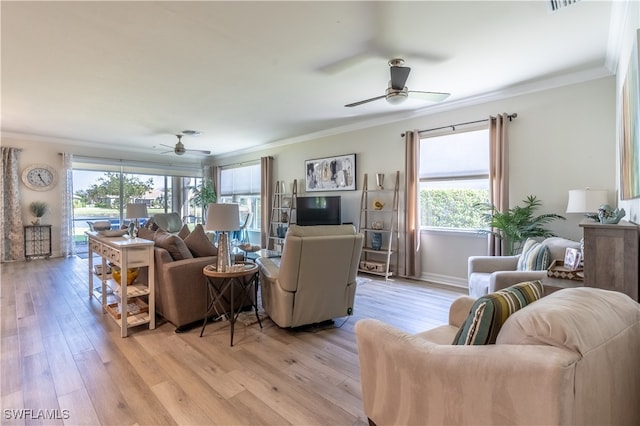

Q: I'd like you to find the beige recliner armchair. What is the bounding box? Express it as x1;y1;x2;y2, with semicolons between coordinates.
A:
256;224;363;328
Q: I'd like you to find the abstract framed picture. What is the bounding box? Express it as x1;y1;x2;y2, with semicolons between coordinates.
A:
305;153;356;192
620;29;640;200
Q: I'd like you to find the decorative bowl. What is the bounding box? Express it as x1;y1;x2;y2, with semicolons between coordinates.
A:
111;266;140;285
98;229;128;237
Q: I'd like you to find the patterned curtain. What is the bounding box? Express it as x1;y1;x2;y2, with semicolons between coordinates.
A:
60;152;75;257
488;113;510;256
260;156;273;248
401;131;422;278
1;147;25;261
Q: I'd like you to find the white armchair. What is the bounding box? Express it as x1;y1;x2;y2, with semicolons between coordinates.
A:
256;224;363;328
468;237;581;297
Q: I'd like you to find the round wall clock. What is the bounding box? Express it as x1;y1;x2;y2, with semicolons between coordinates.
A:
22;164;58;191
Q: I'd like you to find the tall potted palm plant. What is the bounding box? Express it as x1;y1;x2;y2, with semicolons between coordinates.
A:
190;178;217;223
475;195;565;255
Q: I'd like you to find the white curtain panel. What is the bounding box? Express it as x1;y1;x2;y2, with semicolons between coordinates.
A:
60;152;75;257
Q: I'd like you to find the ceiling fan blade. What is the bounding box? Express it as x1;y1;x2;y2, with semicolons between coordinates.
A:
408;90;451;102
159;143;174;149
390;66;410;90
345;94;387;108
185;149;211;155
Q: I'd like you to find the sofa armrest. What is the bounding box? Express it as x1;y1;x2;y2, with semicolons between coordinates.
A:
448;296;475;327
355;318;579;426
489;270;546;292
468;255;519;276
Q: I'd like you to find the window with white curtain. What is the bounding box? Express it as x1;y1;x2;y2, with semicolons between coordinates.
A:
420;127;490;230
218;162;261;231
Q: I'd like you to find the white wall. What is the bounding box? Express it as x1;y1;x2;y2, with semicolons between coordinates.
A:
4;76;617;288
214;76;616;287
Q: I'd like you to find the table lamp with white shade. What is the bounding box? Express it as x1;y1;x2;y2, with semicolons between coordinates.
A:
205;203;240;272
566;188;608;220
125;203;148;238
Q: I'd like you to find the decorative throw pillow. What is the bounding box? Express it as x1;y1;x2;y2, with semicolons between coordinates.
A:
177;224;191;240
516;239;551;271
154;230;193;261
183;224;217;257
452;280;544;345
137;227;155;241
145;219;160;231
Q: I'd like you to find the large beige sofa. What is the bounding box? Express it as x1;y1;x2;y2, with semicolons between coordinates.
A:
355;287;640;425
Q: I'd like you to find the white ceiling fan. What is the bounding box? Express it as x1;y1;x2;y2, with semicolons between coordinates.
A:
345;58;450;108
160;133;211;156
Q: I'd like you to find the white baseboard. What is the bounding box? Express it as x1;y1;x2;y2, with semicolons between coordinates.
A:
420;272;469;291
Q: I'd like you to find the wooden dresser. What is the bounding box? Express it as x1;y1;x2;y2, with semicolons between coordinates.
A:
580;219;639;301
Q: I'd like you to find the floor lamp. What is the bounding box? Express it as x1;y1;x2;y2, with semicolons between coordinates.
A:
205;203;240;272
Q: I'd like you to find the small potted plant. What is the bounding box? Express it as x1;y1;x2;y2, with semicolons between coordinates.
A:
29;201;49;225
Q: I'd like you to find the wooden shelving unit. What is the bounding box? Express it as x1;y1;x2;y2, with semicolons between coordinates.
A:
268;179;297;252
358;171;399;280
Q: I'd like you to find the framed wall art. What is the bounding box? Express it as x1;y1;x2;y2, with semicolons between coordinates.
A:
305;153;356;192
620;29;640;200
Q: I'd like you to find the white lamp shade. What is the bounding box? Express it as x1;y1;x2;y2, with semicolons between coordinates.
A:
205;203;240;231
125;203;148;219
566;189;608;213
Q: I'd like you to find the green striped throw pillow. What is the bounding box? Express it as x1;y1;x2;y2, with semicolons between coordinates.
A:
517;239;551;271
453;280;544;345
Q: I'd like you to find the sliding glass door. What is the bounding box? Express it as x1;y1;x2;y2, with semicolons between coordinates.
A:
71;158;202;256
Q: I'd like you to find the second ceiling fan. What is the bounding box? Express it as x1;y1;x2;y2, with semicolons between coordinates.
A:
161;134;211;156
345;58;450;108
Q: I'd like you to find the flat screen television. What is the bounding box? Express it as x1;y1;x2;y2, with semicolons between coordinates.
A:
296;196;341;226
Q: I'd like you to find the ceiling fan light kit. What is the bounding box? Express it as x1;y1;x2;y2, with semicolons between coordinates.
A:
345;58;450;108
385;87;408;105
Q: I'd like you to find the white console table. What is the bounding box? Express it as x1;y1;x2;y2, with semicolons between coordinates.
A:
86;231;155;337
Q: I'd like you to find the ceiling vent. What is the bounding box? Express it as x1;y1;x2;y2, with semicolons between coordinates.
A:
548;0;581;12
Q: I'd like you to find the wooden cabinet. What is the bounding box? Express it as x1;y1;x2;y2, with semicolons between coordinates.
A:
24;225;52;260
358;171;399;280
86;232;155;337
580;220;639;301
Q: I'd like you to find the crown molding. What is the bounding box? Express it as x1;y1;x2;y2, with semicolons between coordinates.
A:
216;64;615;160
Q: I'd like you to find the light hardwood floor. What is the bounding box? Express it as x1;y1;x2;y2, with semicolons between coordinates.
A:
1;256;464;425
